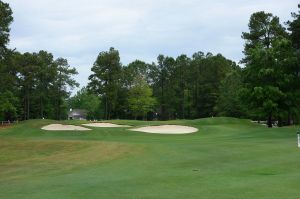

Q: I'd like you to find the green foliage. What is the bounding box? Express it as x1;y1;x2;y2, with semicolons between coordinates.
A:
149;55;176;120
287;4;300;50
123;60;148;87
215;70;246;117
242;11;300;126
0;91;18;120
0;49;78;120
88;47;122;119
1;2;300;125
127;76;156;119
53;57;79;119
69;88;102;120
0;0;13;57
194;53;235;118
242;11;287;52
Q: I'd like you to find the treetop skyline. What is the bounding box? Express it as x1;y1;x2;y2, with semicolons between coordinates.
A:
7;0;299;90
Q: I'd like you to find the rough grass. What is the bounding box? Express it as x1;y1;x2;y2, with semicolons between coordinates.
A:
0;138;138;181
0;117;299;198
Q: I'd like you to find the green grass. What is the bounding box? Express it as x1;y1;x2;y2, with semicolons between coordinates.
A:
0;117;300;199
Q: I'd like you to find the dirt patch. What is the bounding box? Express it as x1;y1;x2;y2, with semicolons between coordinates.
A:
0;125;11;129
0;139;140;180
41;124;91;131
130;125;198;134
82;123;131;128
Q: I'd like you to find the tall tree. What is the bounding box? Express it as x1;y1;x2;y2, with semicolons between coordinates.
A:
0;91;18;121
0;1;16;121
193;53;233;118
174;55;190;119
0;0;13;58
286;4;300;124
214;69;246;117
35;51;56;119
88;47;122;119
273;38;300;125
128;76;156;120
242;11;287;63
123;60;148;88
287;4;300;50
53;57;79;120
241;11;300;127
18;52;39;120
149;55;175;120
0;2;79;121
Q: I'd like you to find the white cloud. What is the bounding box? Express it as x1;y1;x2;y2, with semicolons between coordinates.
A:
7;0;299;92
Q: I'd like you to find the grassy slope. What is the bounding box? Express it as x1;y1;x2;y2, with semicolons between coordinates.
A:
0;118;299;199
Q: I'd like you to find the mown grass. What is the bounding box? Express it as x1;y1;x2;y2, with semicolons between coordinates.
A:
0;117;299;198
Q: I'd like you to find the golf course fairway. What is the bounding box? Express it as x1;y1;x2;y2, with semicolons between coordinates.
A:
0;117;300;199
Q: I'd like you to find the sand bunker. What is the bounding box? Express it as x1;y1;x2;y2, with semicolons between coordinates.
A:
130;125;198;134
41;124;91;131
82;123;131;128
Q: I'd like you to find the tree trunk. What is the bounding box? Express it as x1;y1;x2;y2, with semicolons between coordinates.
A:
107;101;111;120
278;116;282;127
26;92;30;120
105;96;108;120
180;65;185;119
23;97;27;120
161;77;165;120
40;96;44;119
187;89;191;118
267;113;272;128
56;86;61;120
287;111;291;126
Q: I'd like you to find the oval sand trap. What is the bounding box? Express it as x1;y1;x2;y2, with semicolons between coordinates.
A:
42;124;91;131
82;123;131;128
130;125;198;134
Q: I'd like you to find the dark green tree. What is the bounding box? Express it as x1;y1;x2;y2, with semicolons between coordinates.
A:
242;11;287;51
287;4;300;50
69;88;102;120
193;53;233;118
0;0;13;58
53;57;79;120
149;55;176;120
35;51;56;119
18;52;39;120
215;69;246;117
242;11;299;127
88;47;122;119
127;76;156;120
0;91;18;121
174;55;190;119
0;1;17;121
241;37;299;127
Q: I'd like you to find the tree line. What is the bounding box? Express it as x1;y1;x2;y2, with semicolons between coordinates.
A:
0;1;78;121
1;1;300;127
84;48;239;120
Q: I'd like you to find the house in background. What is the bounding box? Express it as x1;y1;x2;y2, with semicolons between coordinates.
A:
68;109;87;120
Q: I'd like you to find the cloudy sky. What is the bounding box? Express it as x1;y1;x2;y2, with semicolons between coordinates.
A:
7;0;299;92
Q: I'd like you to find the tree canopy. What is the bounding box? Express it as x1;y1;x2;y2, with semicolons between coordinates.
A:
1;0;300;126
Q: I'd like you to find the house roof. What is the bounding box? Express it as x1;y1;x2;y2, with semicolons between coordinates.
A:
68;109;87;116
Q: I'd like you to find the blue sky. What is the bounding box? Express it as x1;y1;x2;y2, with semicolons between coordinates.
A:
7;0;299;92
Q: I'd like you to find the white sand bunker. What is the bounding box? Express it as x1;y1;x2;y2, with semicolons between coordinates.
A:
130;125;198;134
82;123;131;128
41;124;91;131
